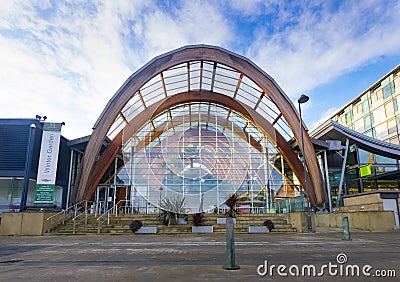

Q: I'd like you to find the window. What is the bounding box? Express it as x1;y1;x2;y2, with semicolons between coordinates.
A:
383;84;392;100
362;99;370;114
364;129;375;138
345;112;352;124
363;114;373;130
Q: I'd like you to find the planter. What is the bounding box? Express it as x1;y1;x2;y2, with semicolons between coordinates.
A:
192;226;213;233
217;218;236;224
136;226;157;234
177;218;188;224
248;226;269;233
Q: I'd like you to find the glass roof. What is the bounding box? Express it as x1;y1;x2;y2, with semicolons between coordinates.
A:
106;60;294;141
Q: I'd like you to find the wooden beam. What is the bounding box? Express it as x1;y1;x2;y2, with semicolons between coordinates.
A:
160;73;168;98
78;46;325;205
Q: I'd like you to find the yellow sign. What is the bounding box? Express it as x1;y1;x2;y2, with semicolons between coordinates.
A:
360;165;372;177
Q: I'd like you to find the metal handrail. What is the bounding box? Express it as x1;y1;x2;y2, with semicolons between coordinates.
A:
45;200;91;233
96;200;130;234
71;200;93;234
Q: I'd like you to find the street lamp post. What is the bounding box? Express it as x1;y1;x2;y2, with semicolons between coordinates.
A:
298;94;313;233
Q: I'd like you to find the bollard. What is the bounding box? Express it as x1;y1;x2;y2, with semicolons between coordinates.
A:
342;216;351;241
223;217;240;270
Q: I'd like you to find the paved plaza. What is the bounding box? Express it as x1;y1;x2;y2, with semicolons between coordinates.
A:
0;228;399;281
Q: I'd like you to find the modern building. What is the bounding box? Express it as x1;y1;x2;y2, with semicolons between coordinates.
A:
310;65;400;204
0;46;399;224
73;45;327;216
0;118;71;215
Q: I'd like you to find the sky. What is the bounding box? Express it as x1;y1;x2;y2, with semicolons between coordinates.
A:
1;0;400;139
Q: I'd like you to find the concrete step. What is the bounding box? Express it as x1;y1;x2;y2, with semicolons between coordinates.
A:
49;213;297;235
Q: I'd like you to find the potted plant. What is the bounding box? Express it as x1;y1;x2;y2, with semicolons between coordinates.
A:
247;219;274;233
263;219;274;232
191;213;213;233
130;219;157;234
129;220;142;233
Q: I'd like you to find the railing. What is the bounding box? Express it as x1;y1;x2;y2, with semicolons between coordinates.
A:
96;200;130;234
71;200;93;234
46;200;92;233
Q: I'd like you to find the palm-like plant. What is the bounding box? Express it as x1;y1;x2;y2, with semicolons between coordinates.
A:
191;213;205;226
225;193;240;218
158;196;186;226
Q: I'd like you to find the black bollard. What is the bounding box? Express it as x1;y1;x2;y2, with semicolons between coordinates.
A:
223;217;240;270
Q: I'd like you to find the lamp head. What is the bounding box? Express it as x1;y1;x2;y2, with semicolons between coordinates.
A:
298;94;309;104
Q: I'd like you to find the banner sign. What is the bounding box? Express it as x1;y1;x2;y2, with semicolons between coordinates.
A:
360;164;372;177
34;123;62;204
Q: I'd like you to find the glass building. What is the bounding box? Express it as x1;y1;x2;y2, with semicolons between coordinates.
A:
74;45;327;214
310;65;400;206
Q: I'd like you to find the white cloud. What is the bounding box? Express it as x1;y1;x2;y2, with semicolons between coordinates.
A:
246;0;400;98
1;0;399;140
139;0;233;61
0;0;234;139
0;1;151;139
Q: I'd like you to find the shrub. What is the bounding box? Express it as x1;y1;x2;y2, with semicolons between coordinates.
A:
263;219;274;231
225;193;240;218
191;213;205;226
129;220;143;233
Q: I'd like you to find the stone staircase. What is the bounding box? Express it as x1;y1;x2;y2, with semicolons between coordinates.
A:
48;213;296;235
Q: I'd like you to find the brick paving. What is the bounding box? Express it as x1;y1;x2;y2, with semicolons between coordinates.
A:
0;229;399;281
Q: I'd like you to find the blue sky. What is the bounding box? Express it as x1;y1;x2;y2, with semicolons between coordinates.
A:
1;0;399;139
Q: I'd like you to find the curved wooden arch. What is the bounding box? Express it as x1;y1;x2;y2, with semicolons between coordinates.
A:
77;45;326;204
84;91;316;204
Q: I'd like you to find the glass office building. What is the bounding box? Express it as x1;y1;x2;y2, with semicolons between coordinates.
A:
311;65;400;205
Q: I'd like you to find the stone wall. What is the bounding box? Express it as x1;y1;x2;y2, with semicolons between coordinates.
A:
316;211;396;231
0;212;55;235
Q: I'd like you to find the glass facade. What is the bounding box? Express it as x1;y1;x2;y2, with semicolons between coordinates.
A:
333;71;400;144
105;102;304;214
322;67;400;205
0;177;64;216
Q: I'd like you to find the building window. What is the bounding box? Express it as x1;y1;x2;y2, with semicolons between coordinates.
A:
383;84;392;100
364;129;375;138
362;99;369;114
345;112;352;125
363;114;373;130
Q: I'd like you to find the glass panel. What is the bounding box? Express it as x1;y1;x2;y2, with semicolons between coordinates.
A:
120;102;289;214
382;84;392;100
362;99;369;114
363;115;372;130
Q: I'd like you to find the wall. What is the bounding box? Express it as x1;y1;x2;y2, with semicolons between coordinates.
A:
316;211;396;231
342;193;384;212
0;212;54;235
